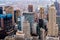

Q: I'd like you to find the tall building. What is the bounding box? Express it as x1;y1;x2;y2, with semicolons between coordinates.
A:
47;5;58;36
56;16;60;36
54;0;60;35
39;7;44;19
5;14;15;35
23;20;31;38
4;6;14;14
54;0;60;15
23;12;34;34
4;6;14;24
40;28;45;40
14;9;24;31
17;15;25;31
0;14;15;38
46;5;49;21
0;14;6;29
28;5;33;12
0;7;3;14
34;13;38;22
14;10;21;23
32;22;38;36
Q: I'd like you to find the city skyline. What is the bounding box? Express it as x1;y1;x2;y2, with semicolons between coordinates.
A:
0;0;59;6
0;0;59;8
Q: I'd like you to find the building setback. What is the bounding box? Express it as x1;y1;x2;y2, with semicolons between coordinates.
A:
47;5;58;37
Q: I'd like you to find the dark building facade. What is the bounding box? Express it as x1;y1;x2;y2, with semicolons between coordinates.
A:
0;7;3;14
54;0;60;15
54;0;60;31
28;5;33;12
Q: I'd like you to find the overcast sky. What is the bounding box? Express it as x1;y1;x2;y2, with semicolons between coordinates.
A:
0;0;60;10
0;0;59;5
0;0;60;7
0;0;53;5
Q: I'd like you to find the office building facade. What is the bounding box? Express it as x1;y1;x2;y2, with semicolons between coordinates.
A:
47;5;58;36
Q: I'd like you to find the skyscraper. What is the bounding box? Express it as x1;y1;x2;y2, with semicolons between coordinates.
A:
23;12;34;34
17;15;25;31
14;10;20;23
23;20;31;38
47;5;58;36
0;14;6;29
4;6;14;24
39;7;44;19
54;0;60;15
28;5;33;12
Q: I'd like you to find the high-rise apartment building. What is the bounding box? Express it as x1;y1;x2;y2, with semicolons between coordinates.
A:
47;5;58;36
0;14;6;29
23;12;34;34
54;0;60;35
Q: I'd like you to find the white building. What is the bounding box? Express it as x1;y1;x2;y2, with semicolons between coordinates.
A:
47;5;58;36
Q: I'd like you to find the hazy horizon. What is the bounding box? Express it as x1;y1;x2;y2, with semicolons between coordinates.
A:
0;0;60;11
